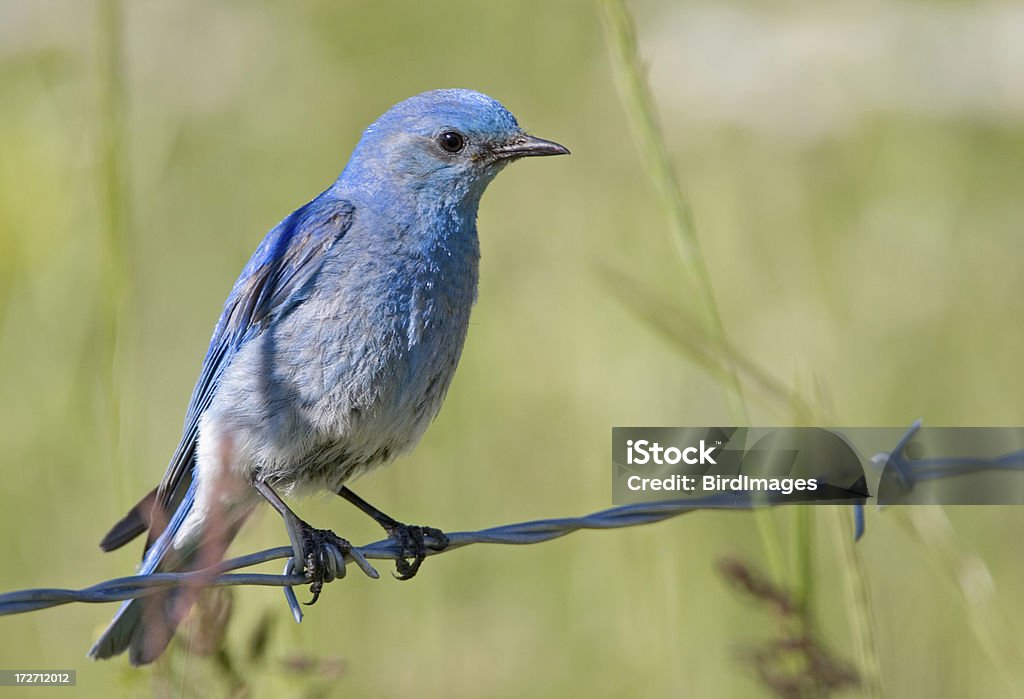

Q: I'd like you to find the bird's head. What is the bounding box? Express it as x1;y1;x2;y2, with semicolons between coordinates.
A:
338;89;568;211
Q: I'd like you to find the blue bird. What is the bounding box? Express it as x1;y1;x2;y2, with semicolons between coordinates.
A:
89;89;568;664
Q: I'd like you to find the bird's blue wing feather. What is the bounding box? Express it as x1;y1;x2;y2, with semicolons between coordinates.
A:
93;194;356;658
149;195;356;535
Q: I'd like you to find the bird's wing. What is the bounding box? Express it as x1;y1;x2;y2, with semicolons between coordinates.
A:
155;196;357;521
101;195;356;552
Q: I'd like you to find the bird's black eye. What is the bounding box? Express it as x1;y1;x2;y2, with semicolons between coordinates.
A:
437;130;465;153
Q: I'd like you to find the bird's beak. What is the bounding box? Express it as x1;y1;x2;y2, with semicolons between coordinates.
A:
492;134;571;160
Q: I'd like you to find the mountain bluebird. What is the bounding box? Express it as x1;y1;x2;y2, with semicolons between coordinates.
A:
89;89;568;664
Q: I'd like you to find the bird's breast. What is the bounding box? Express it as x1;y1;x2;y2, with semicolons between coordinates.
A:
284;225;479;486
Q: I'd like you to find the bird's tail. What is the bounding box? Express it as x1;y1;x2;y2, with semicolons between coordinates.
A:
89;479;245;665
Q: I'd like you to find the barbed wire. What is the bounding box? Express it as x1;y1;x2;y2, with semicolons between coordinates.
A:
0;493;762;619
4;421;1024;620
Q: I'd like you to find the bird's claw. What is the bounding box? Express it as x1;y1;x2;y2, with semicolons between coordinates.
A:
280;521;379;620
295;526;351;605
386;523;449;580
292;525;379;603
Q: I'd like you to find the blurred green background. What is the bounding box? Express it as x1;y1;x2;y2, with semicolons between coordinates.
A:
2;0;1024;696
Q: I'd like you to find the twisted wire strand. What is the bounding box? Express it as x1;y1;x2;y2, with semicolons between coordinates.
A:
0;493;759;617
4;422;1023;618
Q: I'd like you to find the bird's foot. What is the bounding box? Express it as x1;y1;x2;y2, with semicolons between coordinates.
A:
293;523;377;604
383;521;449;580
334;486;448;580
297;525;348;605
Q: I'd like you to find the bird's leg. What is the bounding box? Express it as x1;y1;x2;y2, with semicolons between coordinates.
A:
254;480;376;604
336;486;449;580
